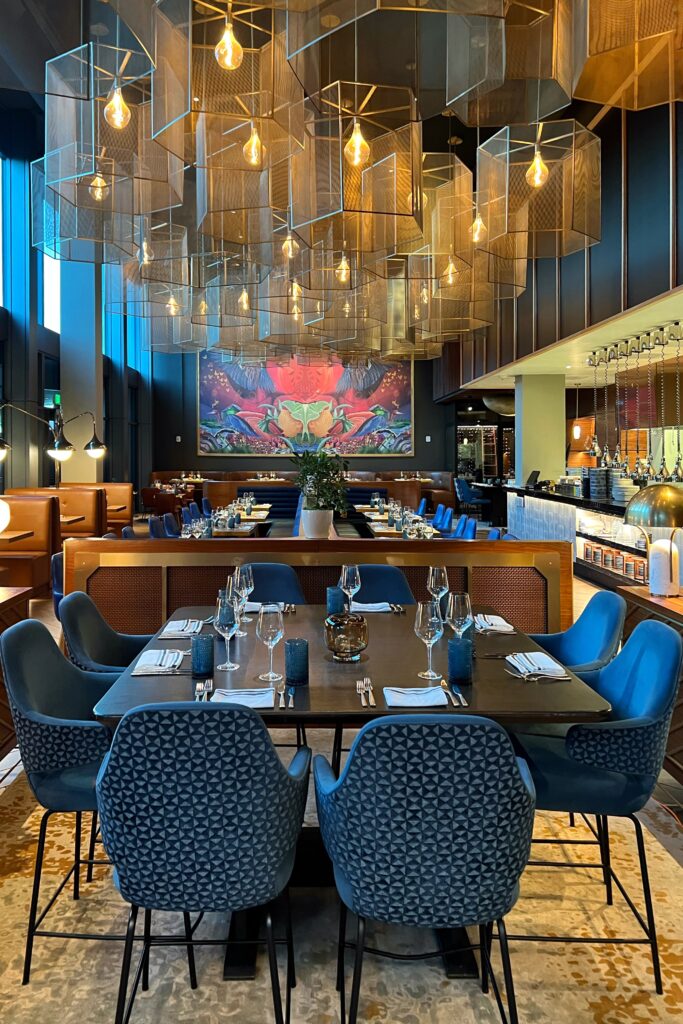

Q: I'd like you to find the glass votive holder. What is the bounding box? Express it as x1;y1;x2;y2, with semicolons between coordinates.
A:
191;634;214;678
227;515;235;529
285;638;309;686
387;513;395;527
326;586;345;615
234;511;241;524
448;637;473;685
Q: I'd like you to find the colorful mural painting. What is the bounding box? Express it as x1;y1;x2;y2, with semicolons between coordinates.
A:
198;352;413;456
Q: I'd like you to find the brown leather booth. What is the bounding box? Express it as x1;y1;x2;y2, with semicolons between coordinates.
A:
0;495;61;592
59;482;134;534
6;487;107;538
203;477;422;509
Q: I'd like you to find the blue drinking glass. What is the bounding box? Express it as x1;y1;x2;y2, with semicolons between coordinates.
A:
448;637;473;684
191;634;214;678
227;515;235;529
326;586;345;615
285;638;309;686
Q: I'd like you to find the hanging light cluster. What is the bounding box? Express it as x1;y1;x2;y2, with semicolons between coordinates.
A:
27;0;617;365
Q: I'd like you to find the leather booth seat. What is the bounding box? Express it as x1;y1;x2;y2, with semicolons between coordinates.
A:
0;495;61;592
59;482;133;534
6;487;107;538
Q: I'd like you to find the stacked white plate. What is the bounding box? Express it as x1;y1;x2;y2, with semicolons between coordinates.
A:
611;478;639;503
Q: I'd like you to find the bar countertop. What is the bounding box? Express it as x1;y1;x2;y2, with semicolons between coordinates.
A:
503;484;628;518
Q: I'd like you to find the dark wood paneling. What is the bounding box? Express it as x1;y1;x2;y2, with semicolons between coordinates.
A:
500;298;516;365
590;108;623;324
473;331;486;379
515;273;534;358
627;106;671;307
676;103;683;287
536;259;558;349
559;250;586;339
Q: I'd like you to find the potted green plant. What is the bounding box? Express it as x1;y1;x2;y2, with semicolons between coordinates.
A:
291;450;348;538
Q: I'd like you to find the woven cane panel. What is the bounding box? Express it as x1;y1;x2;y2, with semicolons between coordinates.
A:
470;567;547;633
295;565;345;604
87;567;163;634
401;565;467;602
167;566;236;612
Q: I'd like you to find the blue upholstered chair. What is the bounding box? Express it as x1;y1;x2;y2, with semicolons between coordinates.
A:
529;591;626;675
121;526;136;540
355;564;415;605
162;512;180;538
417;497;427;517
455;478;491;516
97;703;311;1024
488;528;502;540
0;620;117;983
148;515;164;538
514;620;683;994
188;501;202;520
293;492;304;536
181;506;193;527
440;507;453;533
201;497;212;517
316;715;535;1024
51;552;64;622
246;562;306;605
503;533;518;541
430;504;445;530
453;513;468;537
60;592;153;674
463;517;477;539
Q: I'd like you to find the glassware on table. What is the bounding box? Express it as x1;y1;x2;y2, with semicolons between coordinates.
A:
191;634;214;678
181;524;192;539
427;566;449;603
191;517;204;539
370;491;380;507
448;636;473;684
231;570;249;636
257;603;284;682
340;564;361;611
445;592;474;637
215;590;239;671
236;564;255;623
285;638;309;686
414;599;444;680
324;612;369;662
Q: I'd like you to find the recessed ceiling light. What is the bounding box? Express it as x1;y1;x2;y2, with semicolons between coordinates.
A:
467;405;473;411
565;364;572;369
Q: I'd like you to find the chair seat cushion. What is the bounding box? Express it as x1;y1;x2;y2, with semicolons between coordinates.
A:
30;760;103;812
514;733;653;816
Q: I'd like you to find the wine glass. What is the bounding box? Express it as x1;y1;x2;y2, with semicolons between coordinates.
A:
237;565;255;623
414;600;444;680
181;523;192;539
427;566;449;606
191;517;204;540
215;590;239;671
230;571;249;637
340;564;361;611
446;592;473;638
257;603;284;682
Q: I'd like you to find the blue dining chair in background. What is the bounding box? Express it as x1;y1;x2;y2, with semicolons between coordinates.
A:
181;506;193;527
354;564;415;605
440;508;454;533
246;562;306;605
97;703;311;1024
162;512;180;538
416;497;427;517
529;591;626;675
316;715;535;1024
488;528;502;540
188;501;202;520
0;620;117;983
148;515;164;538
452;513;468;537
463;517;477;539
503;533;518;541
202;497;212;517
513;620;682;994
455;478;491;518
60;591;153;674
293;492;304;536
430;504;445;530
121;526;136;539
51;552;64;621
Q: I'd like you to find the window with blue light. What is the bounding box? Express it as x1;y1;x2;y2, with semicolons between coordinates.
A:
41;252;61;333
0;159;4;308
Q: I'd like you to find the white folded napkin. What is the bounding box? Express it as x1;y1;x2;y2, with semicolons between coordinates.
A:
132;649;183;676
383;686;448;707
475;614;514;634
351;601;393;613
244;601;285;612
160;618;203;638
211;688;275;708
505;652;567;677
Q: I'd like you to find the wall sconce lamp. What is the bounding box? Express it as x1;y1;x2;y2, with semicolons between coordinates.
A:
0;404;106;463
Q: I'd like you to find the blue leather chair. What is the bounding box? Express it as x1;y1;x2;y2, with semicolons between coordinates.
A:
148;515;164;538
60;591;153;673
430;504;445;530
202;497;212;517
355;564;415;605
188;501;202;520
97;703;311;1024
293;492;304;536
529;591;626;675
121;526;136;539
181;506;193;527
488;528;502;540
162;512;180;538
245;562;306;605
416;497;427;517
315;715;535;1024
0;619;116;983
440;508;453;533
51;552;64;622
503;533;518;541
463;517;477;539
455;478;491;517
514;620;683;994
453;513;468;537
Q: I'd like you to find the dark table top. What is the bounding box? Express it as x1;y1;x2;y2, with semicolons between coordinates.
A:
94;606;611;729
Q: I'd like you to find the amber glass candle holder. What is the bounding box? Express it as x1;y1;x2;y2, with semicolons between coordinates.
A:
324;613;369;663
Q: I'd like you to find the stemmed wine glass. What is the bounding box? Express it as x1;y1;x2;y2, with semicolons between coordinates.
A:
445;592;474;637
340;564;361;612
191;517;204;539
237;565;255;623
427;566;449;603
414;600;444;680
215;589;239;671
231;569;249;637
257;603;284;683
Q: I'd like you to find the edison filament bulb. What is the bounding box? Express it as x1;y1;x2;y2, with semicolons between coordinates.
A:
442;257;458;286
166;294;179;316
103;83;131;130
469;213;487;244
139;239;154;266
88;174;109;202
282;233;300;260
525;147;549;189
290;279;302;300
238;287;250;312
420;281;429;305
335;253;350;284
243;124;265;167
215;14;243;71
344;119;371;168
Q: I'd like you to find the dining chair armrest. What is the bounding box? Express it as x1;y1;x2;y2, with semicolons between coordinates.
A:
96;750;111;789
82;670;121;702
573;667;603;688
287;746;312;782
566;715;669;776
313;753;339;794
516;756;536;804
14;709;110;774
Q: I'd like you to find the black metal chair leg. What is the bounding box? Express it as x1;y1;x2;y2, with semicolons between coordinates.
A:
598;815;613;906
332;727;343;775
115;905;139;1024
348;915;365;1024
73;811;82;901
479;923;492;993
569;812;576;828
336;902;347;1023
183;912;198;989
497;918;518;1024
86;811;98;883
265;908;285;1024
631;813;663;995
295;725;308;748
283;890;296;990
22;809;52;985
142;909;151;991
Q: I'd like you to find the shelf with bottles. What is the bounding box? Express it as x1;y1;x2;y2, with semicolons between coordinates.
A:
577;535;648;584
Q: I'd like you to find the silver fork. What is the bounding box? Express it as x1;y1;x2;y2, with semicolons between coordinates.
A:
439;679;458;707
356;680;367;707
364;677;376;707
277;681;286;708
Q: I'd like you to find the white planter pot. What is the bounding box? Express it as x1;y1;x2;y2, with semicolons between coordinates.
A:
301;508;334;539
